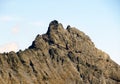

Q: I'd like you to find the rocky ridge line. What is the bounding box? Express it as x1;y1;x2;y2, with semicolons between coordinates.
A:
0;20;120;84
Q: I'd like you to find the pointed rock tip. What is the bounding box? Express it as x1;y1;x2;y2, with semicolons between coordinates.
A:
49;20;59;27
47;20;64;34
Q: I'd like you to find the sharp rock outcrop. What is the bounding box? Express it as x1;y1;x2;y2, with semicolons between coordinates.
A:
0;20;120;84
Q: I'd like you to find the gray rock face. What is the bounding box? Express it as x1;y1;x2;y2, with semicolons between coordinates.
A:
0;20;120;84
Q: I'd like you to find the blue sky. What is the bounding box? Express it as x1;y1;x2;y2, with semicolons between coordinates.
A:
0;0;120;65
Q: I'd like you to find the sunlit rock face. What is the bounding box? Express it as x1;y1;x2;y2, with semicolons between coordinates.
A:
0;20;120;84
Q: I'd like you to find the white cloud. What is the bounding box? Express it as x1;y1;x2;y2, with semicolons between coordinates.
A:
0;43;19;53
0;16;23;22
12;25;19;34
30;21;43;27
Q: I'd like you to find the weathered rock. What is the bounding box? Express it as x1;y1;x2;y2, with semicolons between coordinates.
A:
0;20;120;84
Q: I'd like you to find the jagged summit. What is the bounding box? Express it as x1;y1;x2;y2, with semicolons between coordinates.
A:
30;20;93;51
0;20;120;84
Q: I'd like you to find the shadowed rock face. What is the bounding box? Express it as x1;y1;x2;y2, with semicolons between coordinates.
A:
0;20;120;84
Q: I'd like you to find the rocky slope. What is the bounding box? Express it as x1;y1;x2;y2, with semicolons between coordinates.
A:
0;20;120;84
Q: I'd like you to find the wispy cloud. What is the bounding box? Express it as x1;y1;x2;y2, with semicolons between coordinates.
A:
11;24;20;34
29;21;44;27
0;43;19;53
0;16;23;22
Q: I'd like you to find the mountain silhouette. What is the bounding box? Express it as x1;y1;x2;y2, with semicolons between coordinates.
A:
0;20;120;84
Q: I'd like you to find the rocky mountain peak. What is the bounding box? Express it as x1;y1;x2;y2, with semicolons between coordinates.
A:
30;20;94;51
0;20;120;84
47;20;63;34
